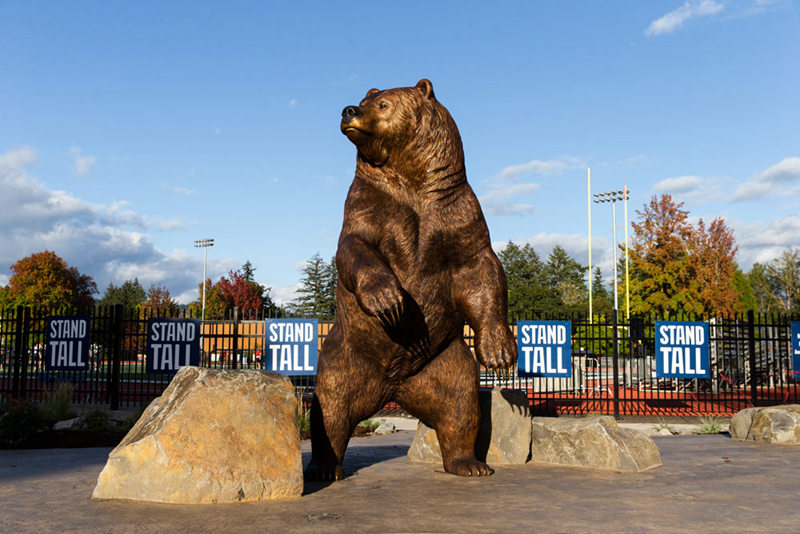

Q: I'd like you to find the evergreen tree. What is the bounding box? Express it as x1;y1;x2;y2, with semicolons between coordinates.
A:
291;253;336;319
544;245;588;314
590;267;613;317
498;242;553;319
98;278;146;309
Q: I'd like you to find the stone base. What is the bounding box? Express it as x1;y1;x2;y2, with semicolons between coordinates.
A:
530;416;662;472
408;388;532;465
92;367;303;503
729;405;800;444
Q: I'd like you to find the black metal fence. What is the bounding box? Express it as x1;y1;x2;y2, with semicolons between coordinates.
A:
2;305;798;416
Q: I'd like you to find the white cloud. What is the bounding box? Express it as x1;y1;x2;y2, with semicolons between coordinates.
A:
729;156;800;201
729;215;800;268
645;0;724;37
288;99;298;108
273;283;300;306
69;146;97;175
0;146;233;304
157;182;197;196
481;156;584;216
292;260;309;271
760;157;800;184
480;182;540;215
653;175;704;194
497;156;584;181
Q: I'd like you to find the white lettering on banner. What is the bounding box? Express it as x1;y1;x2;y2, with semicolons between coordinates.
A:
49;341;85;367
519;324;567;345
150;344;192;371
658;324;705;345
660;347;706;375
520;346;566;374
268;322;315;343
271;345;314;372
150;321;196;343
49;319;88;339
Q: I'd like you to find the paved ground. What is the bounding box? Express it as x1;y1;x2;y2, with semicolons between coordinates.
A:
2;420;798;533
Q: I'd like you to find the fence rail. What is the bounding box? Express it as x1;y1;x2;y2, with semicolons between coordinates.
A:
2;305;798;416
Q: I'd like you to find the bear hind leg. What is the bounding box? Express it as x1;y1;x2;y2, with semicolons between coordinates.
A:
397;340;493;477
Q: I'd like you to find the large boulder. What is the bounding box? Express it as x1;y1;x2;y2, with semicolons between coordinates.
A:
530;416;661;472
408;388;532;465
729;405;800;444
92;367;303;503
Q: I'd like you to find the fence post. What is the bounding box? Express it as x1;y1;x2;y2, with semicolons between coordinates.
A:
611;309;621;420
747;309;757;407
11;305;25;398
231;307;239;370
109;304;123;410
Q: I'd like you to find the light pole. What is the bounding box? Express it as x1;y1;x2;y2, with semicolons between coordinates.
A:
194;238;214;321
593;189;629;313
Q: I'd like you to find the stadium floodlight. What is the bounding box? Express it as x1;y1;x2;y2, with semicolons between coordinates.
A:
193;238;215;322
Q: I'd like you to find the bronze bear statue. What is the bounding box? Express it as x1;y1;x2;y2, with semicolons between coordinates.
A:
305;79;516;481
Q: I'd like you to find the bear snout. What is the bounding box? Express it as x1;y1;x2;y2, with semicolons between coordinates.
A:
341;105;361;121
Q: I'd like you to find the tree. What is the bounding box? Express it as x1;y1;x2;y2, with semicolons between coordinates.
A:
590;267;613;318
544;245;588;314
760;248;800;313
626;195;699;317
732;266;757;312
189;262;280;319
498;242;554;319
688;217;741;316
4;250;97;309
98;278;146;309
748;262;779;313
142;284;178;316
291;253;337;319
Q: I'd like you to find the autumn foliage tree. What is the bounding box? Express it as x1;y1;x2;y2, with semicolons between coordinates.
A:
2;250;97;309
626;195;740;317
191;262;275;319
141;284;178;316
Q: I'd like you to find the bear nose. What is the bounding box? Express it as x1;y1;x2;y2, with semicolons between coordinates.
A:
342;106;360;119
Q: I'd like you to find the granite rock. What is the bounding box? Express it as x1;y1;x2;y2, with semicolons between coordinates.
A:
530;416;662;472
408;388;532;465
729;405;800;444
92;367;302;503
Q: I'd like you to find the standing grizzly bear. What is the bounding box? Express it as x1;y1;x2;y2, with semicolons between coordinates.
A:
305;79;516;481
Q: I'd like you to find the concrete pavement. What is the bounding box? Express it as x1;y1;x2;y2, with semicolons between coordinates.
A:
1;422;798;533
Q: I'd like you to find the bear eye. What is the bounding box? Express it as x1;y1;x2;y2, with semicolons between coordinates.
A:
378;102;388;109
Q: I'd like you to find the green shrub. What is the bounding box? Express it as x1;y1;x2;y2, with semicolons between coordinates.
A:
0;400;47;446
698;416;723;434
79;407;113;432
297;406;311;437
40;382;76;425
357;418;384;433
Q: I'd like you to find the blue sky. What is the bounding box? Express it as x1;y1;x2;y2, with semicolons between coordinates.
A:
1;1;798;305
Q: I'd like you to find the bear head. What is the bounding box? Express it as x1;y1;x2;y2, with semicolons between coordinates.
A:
340;79;463;177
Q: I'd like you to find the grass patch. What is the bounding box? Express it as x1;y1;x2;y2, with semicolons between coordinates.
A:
652;417;676;434
698;416;724;434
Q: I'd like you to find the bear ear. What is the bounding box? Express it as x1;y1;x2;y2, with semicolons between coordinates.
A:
366;88;380;97
416;79;435;99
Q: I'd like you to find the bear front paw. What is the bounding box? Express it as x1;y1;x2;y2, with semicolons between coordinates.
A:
475;324;516;370
355;274;405;328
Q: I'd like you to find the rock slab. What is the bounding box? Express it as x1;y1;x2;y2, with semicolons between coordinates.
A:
729;405;800;444
530;416;662;472
408;388;532;465
92;367;303;503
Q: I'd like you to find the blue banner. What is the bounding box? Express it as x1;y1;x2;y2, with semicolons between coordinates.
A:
792;322;800;379
265;318;318;375
655;321;709;378
516;320;571;377
45;315;91;370
146;318;200;374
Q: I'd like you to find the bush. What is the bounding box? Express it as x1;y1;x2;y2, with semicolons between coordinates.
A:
0;400;47;446
79;407;113;432
40;382;76;425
